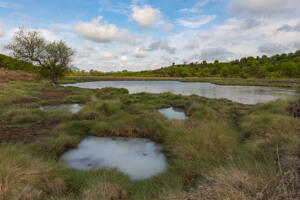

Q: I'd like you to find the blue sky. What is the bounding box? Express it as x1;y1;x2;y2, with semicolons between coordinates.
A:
0;0;300;71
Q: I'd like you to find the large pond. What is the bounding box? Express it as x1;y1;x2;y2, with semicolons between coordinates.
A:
60;136;167;180
63;81;298;104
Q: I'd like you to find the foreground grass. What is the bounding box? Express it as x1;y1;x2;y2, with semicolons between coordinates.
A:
0;80;299;200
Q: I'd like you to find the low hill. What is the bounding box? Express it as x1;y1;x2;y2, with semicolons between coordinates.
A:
0;54;36;72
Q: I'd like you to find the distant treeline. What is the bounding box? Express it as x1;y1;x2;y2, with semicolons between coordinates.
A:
0;54;36;72
71;50;300;78
2;50;300;78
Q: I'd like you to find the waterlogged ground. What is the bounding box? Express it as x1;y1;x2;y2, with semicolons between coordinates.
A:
159;107;187;120
0;80;299;200
40;104;83;114
63;81;299;104
60;136;167;180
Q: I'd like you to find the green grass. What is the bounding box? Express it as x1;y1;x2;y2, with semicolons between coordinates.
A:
0;80;299;200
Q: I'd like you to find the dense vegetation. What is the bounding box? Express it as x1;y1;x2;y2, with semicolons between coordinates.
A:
71;50;300;78
0;53;35;72
0;80;299;199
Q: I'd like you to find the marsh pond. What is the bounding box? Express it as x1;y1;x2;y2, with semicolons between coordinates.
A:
63;81;299;104
159;107;187;120
60;137;167;180
40;104;83;114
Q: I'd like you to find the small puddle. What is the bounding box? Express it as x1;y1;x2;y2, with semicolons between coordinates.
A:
159;107;187;120
60;136;168;180
40;104;83;114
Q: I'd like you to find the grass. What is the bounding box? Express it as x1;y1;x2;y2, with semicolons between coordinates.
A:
0;80;299;199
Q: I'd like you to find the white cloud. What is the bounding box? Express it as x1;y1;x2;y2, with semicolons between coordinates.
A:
75;16;128;43
185;39;199;49
98;48;127;60
201;48;233;61
131;5;162;28
180;0;211;13
120;56;129;62
168;14;300;64
179;8;201;13
10;27;60;41
77;42;97;58
0;24;5;37
177;15;216;28
133;48;147;58
50;23;72;32
98;0;129;16
230;0;300;16
277;22;300;32
82;42;94;52
162;23;174;32
0;2;20;9
98;51;119;60
148;39;176;54
259;43;288;54
35;29;61;41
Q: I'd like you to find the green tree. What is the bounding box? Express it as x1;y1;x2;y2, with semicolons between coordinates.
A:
280;61;298;77
220;67;230;77
5;29;74;86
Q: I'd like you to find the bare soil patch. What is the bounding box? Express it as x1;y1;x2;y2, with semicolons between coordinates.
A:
11;98;39;105
39;91;69;103
0;123;57;144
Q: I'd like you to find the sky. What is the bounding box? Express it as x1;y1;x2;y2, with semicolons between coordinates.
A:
0;0;300;72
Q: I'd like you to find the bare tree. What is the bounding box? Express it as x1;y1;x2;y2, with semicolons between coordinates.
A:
5;29;74;86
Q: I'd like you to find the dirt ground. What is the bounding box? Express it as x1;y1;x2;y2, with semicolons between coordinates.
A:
0;123;57;144
0;68;33;82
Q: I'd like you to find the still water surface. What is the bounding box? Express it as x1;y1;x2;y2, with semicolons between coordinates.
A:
63;81;298;104
159;107;187;120
40;104;83;114
60;136;167;180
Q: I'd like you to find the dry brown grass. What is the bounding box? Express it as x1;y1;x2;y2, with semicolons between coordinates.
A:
0;145;66;200
81;182;127;200
0;68;33;82
165;168;299;200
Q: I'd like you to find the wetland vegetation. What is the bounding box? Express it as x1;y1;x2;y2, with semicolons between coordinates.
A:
0;79;299;199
